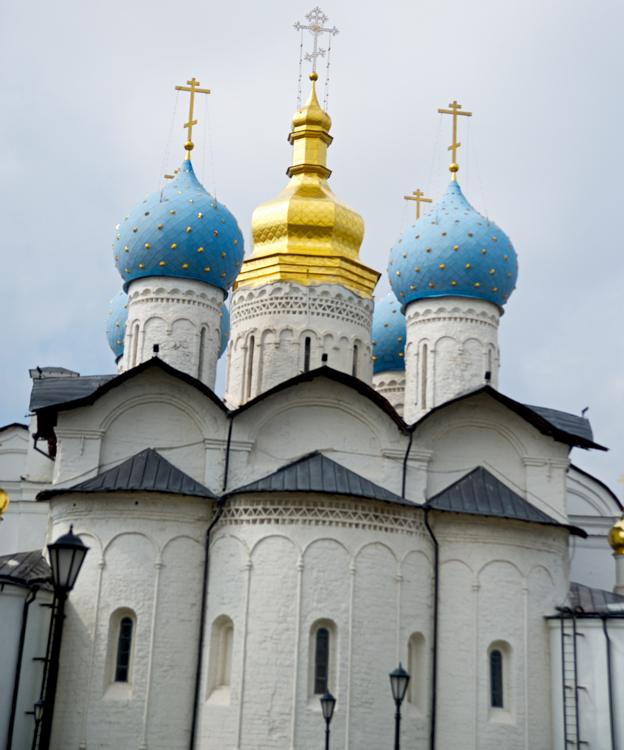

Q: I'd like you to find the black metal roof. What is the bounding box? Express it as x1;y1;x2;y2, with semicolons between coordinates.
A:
411;385;606;451
30;374;114;411
568;582;624;614
426;466;586;536
38;448;217;500
0;550;52;590
232;366;408;432
526;405;594;443
226;451;414;506
30;358;228;415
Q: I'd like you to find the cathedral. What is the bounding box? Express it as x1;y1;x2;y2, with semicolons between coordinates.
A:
1;9;624;750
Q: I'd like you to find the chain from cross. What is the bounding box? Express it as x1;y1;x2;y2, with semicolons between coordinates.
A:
174;77;211;160
437;100;472;180
403;189;433;220
294;7;338;74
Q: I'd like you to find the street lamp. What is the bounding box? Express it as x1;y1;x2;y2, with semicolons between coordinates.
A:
389;663;410;750
319;691;336;750
37;525;89;750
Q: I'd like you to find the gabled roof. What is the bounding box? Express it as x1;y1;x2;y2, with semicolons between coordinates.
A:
31;358;228;415
225;451;414;506
38;448;216;500
0;550;52;590
0;422;28;433
568;463;623;511
568;582;624;615
426;466;586;537
411;385;606;451
232;366;408;433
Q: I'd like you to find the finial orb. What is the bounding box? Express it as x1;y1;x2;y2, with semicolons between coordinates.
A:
449;163;459;173
0;489;9;515
309;71;319;82
608;517;624;555
184;140;194;152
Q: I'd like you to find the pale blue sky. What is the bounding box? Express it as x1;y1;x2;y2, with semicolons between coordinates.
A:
1;0;622;495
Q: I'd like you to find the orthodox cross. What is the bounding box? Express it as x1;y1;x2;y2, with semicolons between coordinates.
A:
294;7;339;74
403;189;432;220
174;77;211;160
437;100;472;180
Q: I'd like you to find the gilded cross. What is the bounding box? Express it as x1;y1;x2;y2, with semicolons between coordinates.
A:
437;100;472;180
403;189;432;220
294;7;339;74
174;77;211;160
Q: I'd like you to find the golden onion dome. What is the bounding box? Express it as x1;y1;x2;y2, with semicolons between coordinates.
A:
234;73;379;298
608;517;624;555
0;489;9;516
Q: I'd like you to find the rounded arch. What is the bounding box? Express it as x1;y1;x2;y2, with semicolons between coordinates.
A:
302;535;350;558
478;558;524;582
160;533;204;556
210;532;251;558
103;530;158;559
249;532;302;559
353;539;399;565
424;415;529;458
99;392;209;437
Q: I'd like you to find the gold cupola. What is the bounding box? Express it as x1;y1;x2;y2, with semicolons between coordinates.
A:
234;73;379;298
608;517;624;555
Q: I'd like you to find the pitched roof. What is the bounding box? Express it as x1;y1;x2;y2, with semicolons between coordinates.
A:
568;582;624;615
426;466;586;537
226;451;414;506
31;358;228;414
411;385;605;451
0;550;52;590
38;448;216;500
0;422;28;433
232;366;408;433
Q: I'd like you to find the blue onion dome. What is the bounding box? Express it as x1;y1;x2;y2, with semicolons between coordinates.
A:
106;290;128;361
113;160;244;292
219;303;230;358
388;181;518;309
372;293;406;374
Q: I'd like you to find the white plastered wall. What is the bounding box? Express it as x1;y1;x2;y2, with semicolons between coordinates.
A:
122;277;225;389
225;282;373;407
48;494;212;750
404;297;501;423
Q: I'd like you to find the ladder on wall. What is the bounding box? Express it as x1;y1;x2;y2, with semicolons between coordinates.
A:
560;614;588;748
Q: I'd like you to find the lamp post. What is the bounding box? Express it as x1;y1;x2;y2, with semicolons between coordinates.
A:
389;663;410;750
319;691;336;750
37;525;89;750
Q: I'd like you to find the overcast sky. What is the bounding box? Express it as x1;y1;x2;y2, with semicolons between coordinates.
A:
1;0;622;497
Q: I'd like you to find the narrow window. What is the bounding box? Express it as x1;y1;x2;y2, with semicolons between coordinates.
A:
407;633;425;708
115;617;134;682
421;344;428;408
352;344;359;377
490;649;503;708
208;616;234;702
217;622;234;687
304;336;311;372
198;327;207;380
245;335;255;400
131;323;140;367
314;627;330;694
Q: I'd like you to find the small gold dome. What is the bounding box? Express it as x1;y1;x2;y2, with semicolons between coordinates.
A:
235;76;379;298
0;489;9;515
608;517;624;555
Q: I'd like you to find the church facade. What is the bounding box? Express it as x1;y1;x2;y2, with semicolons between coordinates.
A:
1;18;624;750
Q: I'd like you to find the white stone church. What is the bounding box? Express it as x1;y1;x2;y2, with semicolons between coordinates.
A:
1;39;624;750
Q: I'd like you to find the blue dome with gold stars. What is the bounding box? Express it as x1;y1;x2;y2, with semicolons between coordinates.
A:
388;181;518;309
114;160;244;292
106;290;128;362
372;293;405;374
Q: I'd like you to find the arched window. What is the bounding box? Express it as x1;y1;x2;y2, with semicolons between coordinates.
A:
352;344;359;377
245;335;255;400
208;616;234;702
420;344;428;408
304;336;311;372
490;649;504;708
115;616;134;682
131;323;140;367
107;608;136;688
407;632;425;709
198;326;207;380
309;620;336;697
